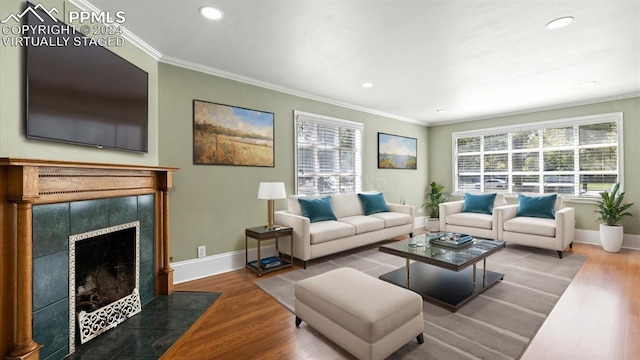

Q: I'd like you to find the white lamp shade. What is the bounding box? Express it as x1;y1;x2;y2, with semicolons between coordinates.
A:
257;182;286;200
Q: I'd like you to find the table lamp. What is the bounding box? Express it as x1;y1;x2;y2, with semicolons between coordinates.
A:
257;182;286;230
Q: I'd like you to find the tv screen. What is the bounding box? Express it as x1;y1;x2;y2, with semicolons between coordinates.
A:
25;3;148;153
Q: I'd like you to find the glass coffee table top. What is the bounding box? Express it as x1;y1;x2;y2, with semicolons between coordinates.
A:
380;234;505;271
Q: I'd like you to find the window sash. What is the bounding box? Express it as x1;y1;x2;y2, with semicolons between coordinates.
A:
294;111;363;196
452;113;623;197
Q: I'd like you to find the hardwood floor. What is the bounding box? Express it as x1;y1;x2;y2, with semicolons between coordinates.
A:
164;240;639;360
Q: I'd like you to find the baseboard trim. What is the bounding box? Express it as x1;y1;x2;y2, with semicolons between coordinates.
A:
575;229;640;250
172;245;278;284
172;229;639;284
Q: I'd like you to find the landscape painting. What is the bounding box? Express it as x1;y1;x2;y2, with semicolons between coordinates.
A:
193;100;274;167
378;133;417;169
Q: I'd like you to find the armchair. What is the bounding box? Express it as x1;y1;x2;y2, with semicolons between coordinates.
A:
439;193;506;240
496;195;575;258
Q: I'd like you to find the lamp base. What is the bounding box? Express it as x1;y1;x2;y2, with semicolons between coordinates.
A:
264;224;281;231
265;199;279;230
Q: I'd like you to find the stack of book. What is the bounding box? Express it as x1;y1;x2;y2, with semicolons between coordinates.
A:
260;256;283;269
430;233;474;249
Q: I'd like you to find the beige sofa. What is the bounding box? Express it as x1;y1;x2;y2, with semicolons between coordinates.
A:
496;195;575;258
274;193;415;267
438;193;506;240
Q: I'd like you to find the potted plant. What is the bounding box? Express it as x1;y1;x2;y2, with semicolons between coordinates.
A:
594;183;634;252
422;181;447;231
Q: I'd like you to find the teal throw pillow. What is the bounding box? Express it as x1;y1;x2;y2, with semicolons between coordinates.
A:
463;193;497;215
517;194;557;219
298;197;337;223
358;193;389;215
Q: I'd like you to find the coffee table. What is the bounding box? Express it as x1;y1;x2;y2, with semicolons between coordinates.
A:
379;235;506;311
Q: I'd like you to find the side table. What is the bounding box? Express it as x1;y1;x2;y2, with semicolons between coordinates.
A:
245;226;294;276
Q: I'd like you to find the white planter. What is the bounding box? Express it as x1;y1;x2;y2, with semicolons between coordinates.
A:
600;224;624;253
425;218;440;232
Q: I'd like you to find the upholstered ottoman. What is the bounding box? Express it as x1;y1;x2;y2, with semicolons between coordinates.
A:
295;267;424;360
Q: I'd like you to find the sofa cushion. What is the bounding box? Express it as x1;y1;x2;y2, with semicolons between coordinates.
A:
331;193;364;218
338;216;385;234
309;221;356;244
446;212;493;230
517;194;557;219
298;197;338;223
287;194;322;216
357;192;389;215
504;216;556;237
370;212;412;228
463;193;497;215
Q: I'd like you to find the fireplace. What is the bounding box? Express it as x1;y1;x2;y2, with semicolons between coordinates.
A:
0;159;178;360
69;221;142;350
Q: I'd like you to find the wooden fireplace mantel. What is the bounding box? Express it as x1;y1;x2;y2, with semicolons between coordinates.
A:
0;158;179;360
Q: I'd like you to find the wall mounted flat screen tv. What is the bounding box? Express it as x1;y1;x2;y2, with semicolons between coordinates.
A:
25;2;148;153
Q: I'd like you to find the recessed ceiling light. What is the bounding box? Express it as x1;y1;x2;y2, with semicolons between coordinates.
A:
436;109;447;113
361;82;374;88
200;6;224;20
579;80;597;87
545;16;574;30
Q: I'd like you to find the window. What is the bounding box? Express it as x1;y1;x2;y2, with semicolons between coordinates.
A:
294;111;363;195
453;113;623;197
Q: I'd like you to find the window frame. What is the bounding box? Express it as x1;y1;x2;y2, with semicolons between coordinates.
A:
294;110;363;196
451;112;624;200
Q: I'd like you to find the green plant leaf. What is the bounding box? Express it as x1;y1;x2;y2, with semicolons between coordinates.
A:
594;183;634;226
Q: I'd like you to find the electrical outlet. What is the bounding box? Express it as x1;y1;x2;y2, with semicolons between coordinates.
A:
197;245;206;258
418;208;424;214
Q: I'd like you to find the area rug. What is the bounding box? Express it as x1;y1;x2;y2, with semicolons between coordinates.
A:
256;245;585;360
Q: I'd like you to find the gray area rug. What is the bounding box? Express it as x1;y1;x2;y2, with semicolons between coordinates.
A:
256;245;585;360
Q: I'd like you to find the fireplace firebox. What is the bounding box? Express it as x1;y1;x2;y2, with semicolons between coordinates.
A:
69;221;142;350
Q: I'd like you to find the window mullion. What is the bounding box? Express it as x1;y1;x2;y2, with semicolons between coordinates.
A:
573;124;580;196
538;129;544;194
480;136;485;191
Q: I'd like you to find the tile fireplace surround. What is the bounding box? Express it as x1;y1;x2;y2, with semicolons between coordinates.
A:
0;158;178;360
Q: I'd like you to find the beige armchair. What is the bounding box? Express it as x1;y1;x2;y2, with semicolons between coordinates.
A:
438;193;506;240
496;195;575;258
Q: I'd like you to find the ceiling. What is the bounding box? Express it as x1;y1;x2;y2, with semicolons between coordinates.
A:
85;0;640;126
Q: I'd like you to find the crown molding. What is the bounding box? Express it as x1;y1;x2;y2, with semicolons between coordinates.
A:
425;92;640;127
67;0;162;60
66;1;423;126
159;55;425;126
65;1;640;129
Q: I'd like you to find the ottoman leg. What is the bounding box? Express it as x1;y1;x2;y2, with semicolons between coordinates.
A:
295;316;302;327
416;333;424;344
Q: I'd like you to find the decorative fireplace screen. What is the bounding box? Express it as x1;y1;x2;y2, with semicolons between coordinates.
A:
69;221;142;352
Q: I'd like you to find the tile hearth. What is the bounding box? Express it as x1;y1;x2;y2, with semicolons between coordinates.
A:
65;292;221;360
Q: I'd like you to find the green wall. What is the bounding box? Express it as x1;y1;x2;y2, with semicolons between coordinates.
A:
3;0;637;260
428;97;640;235
0;0;159;165
158;63;429;261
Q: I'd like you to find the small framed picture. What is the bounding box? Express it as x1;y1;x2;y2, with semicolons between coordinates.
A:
377;133;417;169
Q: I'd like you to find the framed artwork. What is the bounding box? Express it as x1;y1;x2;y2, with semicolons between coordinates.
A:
193;100;274;167
377;132;417;169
